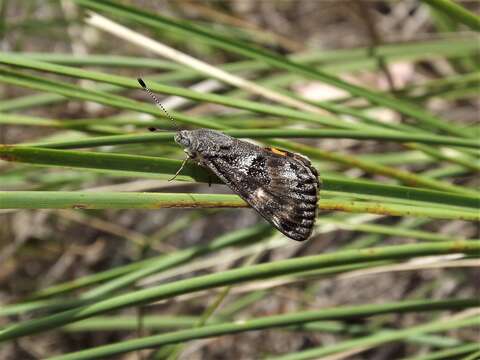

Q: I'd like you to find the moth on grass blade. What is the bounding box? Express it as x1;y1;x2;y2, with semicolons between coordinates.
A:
138;78;320;241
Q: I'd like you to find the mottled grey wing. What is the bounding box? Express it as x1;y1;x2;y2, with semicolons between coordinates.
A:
200;148;320;241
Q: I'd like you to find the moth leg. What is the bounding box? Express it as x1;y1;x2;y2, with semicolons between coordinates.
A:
208;175;212;187
169;155;189;181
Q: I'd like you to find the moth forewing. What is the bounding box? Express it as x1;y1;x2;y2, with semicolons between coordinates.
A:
173;130;320;241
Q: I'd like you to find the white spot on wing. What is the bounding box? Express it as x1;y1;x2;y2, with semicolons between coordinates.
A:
271;215;282;228
237;154;257;174
282;163;297;180
253;187;268;200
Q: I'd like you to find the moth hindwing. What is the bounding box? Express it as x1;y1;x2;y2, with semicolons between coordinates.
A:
174;129;320;241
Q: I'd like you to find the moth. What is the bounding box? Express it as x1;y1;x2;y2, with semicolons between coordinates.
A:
138;79;321;241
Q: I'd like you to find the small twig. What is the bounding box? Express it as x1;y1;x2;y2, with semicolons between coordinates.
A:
355;2;397;92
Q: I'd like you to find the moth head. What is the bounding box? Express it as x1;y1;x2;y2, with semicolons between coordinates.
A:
174;129;232;153
174;130;194;150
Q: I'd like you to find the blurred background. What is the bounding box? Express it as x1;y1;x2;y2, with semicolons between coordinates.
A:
0;1;479;359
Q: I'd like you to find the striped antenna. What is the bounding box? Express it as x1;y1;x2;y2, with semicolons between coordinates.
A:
137;78;178;130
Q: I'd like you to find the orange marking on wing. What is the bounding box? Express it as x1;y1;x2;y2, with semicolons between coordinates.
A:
269;147;287;156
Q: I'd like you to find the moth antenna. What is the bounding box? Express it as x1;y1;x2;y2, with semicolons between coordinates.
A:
137;78;179;130
138;78;185;180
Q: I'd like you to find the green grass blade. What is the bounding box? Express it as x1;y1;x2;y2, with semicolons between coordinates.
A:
1;146;479;209
1;191;478;220
269;315;480;360
20;128;480;150
0;242;477;341
37;299;480;360
422;0;480;30
73;0;473;138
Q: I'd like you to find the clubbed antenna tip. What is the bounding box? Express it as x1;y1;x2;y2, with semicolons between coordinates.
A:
137;78;146;88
